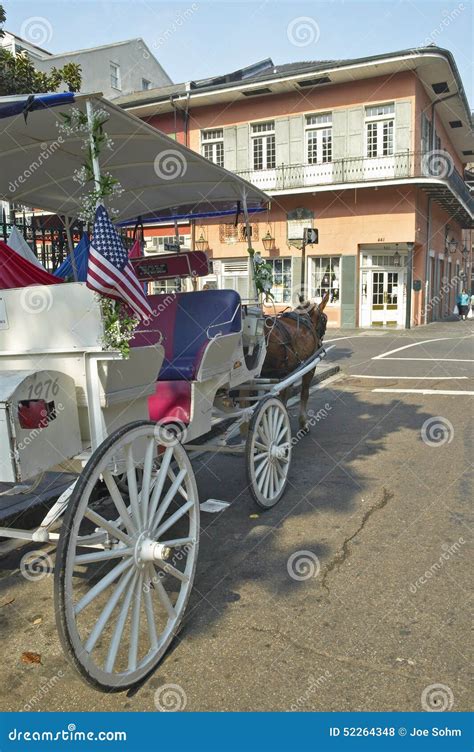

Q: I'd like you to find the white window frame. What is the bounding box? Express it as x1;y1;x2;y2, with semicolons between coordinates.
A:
201;129;224;167
266;257;292;304
365;102;395;158
310;255;341;305
145;234;189;254
305;113;332;165
251;121;276;171
110;62;121;90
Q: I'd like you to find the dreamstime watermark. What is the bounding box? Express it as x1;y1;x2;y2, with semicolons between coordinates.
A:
421;683;454;712
415;275;462;324
409;537;465;593
421;149;454;179
287;16;320;47
143;544;192;594
420;416;454;447
20;550;53;581
412;4;465;50
11;402;65;460
291;404;332;447
154;683;187;712
154;419;188;446
146;4;199;52
287;550;320;581
20;16;53;46
9;138;64;194
154;150;187;181
20;286;54;314
289;670;331;711
23;671;65;711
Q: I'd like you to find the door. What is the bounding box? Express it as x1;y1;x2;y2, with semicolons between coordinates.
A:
364;118;395;179
370;271;401;326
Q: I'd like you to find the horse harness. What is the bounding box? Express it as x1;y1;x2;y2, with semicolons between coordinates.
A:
267;308;321;371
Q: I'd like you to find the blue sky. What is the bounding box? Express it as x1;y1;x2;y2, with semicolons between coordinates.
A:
4;0;473;102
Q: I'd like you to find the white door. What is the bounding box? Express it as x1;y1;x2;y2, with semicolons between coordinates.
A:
370;270;403;326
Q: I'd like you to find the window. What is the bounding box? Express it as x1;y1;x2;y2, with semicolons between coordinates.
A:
251;121;275;170
221;259;249;298
219;223;259;244
142;78;152;90
267;258;292;303
365;102;394;158
306;113;332;164
201;129;224;167
110;62;121;90
145;235;188;254
311;256;341;304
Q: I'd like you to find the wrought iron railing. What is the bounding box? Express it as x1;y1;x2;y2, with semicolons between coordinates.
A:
237;151;474;216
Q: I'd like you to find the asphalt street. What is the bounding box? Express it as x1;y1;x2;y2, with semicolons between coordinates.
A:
0;320;472;713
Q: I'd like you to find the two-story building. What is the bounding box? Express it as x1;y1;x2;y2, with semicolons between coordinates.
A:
120;47;473;328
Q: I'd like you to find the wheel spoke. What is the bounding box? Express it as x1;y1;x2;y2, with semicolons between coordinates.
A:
253;451;268;463
150;566;177;619
276;425;289;444
147;447;173;527
155;560;189;583
75;556;134;616
168;467;189;500
254;455;269;479
128;572;143;672
84;508;132;546
75;545;133;565
125;443;141;528
83;565;135;652
254;440;267;451
274;411;284;438
105;571;138;673
269;465;275;498
262;463;271;498
161;537;195;548
151;468;188;532
139;437;156;526
262;413;272;444
102;471;136;536
143;569;158;650
154;499;194;540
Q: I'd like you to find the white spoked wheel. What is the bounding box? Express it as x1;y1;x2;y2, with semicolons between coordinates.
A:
55;421;199;692
246;396;292;509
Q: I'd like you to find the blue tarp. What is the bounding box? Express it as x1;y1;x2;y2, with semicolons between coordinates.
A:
0;92;75;120
53;233;90;281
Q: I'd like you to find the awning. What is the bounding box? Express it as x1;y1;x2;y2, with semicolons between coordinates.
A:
0;93;268;223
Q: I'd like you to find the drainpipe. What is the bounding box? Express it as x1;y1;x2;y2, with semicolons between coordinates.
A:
424;197;432;325
406;242;415;329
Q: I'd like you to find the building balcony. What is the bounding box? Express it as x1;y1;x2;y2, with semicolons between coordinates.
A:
237;151;474;228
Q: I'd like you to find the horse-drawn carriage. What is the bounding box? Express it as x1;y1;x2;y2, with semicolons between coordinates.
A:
0;93;330;691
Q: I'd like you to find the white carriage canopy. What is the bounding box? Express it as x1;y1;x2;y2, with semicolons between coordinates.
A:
0;92;268;223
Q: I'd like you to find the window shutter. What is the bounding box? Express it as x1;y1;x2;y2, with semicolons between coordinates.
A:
332;109;347;161
223;126;237;171
347;107;364;157
289;115;304;164
275;117;290;165
395;100;411;152
236;124;249;171
340;255;356;327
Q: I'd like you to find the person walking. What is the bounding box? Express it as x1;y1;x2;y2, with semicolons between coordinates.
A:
470;291;474;317
457;289;470;320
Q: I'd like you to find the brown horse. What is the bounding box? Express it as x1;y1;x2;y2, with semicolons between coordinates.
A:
262;292;329;430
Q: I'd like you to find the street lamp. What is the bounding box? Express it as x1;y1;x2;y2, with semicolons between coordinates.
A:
393;249;401;267
262;230;275;252
195;230;209;252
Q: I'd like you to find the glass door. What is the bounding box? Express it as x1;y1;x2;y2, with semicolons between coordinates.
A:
371;271;400;326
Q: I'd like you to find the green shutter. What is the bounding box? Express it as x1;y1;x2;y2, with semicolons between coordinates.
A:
223;126;237;171
347;107;364;158
395;101;411;152
340;255;357;328
332;109;347;161
275;117;290;165
289;115;304;164
236;124;249;172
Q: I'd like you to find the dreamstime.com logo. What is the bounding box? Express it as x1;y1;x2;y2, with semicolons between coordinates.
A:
20;550;53;581
20;16;53;45
20;286;54;314
421;417;454;447
421;683;454;712
154;149;187;180
421;149;454;179
287;550;321;581
409;537;465;593
154;683;187;712
9;138;64;194
287;16;320;47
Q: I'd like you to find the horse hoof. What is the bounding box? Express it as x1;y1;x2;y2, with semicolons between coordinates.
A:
298;421;310;435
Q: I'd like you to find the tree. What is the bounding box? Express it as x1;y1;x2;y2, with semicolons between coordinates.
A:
0;4;81;95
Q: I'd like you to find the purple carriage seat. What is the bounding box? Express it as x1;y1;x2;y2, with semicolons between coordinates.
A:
131;289;242;381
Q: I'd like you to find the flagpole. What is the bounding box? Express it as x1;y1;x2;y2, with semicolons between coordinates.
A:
86;99;102;198
242;188;257;303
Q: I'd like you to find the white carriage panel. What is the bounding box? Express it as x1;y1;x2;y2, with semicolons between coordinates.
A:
0;370;82;483
0;283;103;359
196;334;242;382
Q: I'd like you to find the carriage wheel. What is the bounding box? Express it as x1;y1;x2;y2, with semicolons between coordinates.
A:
246;396;292;509
55;421;199;692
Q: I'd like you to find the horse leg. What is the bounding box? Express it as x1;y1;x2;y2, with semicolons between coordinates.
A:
279;387;289;407
299;368;315;431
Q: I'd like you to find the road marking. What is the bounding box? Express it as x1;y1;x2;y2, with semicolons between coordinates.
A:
374;357;474;362
372;388;474;396
350;375;468;380
372;336;474;363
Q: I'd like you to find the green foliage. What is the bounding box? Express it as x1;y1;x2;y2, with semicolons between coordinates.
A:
99;297;139;358
0;4;81;95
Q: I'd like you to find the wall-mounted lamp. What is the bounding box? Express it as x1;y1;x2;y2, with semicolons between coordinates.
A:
195;229;209;252
262;230;275;252
445;225;459;254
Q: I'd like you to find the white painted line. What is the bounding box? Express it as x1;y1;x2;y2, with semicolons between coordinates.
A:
372;388;474;396
350;375;468;380
373;337;453;360
374;357;474;362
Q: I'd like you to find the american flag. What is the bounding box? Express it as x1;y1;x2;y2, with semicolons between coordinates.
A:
87;205;152;321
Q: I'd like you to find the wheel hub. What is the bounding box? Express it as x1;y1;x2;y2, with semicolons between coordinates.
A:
134;531;171;568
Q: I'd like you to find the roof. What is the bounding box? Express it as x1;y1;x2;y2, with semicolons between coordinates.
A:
40;37;148;59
